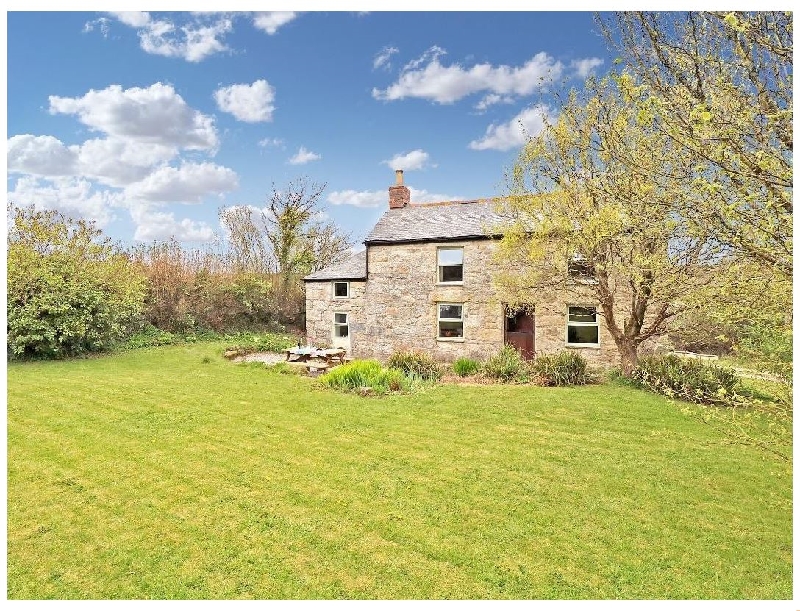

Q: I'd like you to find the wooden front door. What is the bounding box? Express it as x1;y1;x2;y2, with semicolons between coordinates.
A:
504;310;535;360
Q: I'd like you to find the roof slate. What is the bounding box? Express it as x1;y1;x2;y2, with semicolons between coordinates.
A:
303;249;367;281
364;199;509;244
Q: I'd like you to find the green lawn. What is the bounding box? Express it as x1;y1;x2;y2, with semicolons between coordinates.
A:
7;343;792;599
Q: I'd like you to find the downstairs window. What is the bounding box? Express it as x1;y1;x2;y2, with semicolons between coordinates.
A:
566;306;599;345
438;303;464;339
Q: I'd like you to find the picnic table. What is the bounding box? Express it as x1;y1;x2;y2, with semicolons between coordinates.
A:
284;347;346;365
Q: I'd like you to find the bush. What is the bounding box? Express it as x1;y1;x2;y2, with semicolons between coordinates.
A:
124;325;179;349
631;354;740;405
453;357;480;377
7;206;147;359
222;332;299;354
387;351;442;381
531;351;589;386
482;345;530;382
322;360;411;395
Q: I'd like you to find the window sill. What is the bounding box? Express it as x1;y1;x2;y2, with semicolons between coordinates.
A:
437;337;465;343
332;296;350;300
436;282;464;287
565;343;601;350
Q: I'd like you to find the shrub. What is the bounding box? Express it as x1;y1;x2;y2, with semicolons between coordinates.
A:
453;357;480;377
531;351;589;386
631;354;740;405
124;325;179;349
322;360;411;395
482;345;529;382
387;351;442;381
7;206;147;359
222;332;299;353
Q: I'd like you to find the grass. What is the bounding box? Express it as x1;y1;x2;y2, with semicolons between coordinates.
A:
7;343;792;599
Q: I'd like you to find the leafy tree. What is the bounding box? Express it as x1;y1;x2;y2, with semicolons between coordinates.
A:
219;177;352;284
497;75;718;374
686;259;792;381
7;205;147;358
218;206;273;274
598;11;792;276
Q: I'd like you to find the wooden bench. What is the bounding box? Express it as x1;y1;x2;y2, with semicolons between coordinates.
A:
305;361;330;376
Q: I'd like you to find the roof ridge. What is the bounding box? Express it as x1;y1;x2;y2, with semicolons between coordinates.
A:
410;197;498;208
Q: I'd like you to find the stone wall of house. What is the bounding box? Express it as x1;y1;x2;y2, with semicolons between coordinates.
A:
304;240;626;368
304;280;366;352
361;240;505;362
531;290;620;368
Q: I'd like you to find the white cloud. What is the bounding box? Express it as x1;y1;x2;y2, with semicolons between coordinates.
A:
252;12;297;35
7;176;120;227
109;11;151;27
328;189;385;208
571;57;604;79
409;187;464;204
83;17;110;37
469;105;554;152
102;12;233;63
138;15;233;63
98;13;300;63
7;134;177;187
373;46;399;71
49;83;218;151
129;202;215;242
214;80;276;123
373;47;563;104
258;137;284;149
327;186;462;208
474;93;515;112
125;162;238;203
7;135;78;177
383;149;431;171
76;138;177;186
288;146;321;165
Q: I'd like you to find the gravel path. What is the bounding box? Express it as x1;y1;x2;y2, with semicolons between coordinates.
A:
234;352;287;365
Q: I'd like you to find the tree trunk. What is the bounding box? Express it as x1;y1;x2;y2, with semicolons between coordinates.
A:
618;340;640;376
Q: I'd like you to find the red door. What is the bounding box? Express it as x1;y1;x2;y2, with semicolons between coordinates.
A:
504;311;535;360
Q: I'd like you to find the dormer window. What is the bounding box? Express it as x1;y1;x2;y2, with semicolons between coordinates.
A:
438;247;463;284
333;281;349;299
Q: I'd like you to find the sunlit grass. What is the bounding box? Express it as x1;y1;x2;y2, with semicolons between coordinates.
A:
7;343;792;599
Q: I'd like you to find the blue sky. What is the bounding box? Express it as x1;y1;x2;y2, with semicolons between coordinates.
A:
7;10;614;247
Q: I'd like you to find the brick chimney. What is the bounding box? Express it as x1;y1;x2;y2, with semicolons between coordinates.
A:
388;169;410;209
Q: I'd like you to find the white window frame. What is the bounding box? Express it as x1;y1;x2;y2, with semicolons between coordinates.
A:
565;305;600;347
332;281;350;299
437;302;464;340
437;246;464;285
333;312;349;338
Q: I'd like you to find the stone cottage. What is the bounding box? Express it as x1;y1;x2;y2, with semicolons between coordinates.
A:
304;170;619;367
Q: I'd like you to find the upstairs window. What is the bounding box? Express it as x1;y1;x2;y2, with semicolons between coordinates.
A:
568;255;595;280
438;303;464;339
333;281;349;298
438;247;463;283
566;306;599;345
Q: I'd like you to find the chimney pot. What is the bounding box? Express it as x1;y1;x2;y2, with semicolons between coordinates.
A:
395;169;404;185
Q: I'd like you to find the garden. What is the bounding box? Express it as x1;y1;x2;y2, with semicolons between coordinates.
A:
6;335;792;599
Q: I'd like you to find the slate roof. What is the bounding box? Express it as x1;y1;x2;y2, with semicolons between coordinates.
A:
364;199;509;244
303;249;367;281
305;199;513;281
